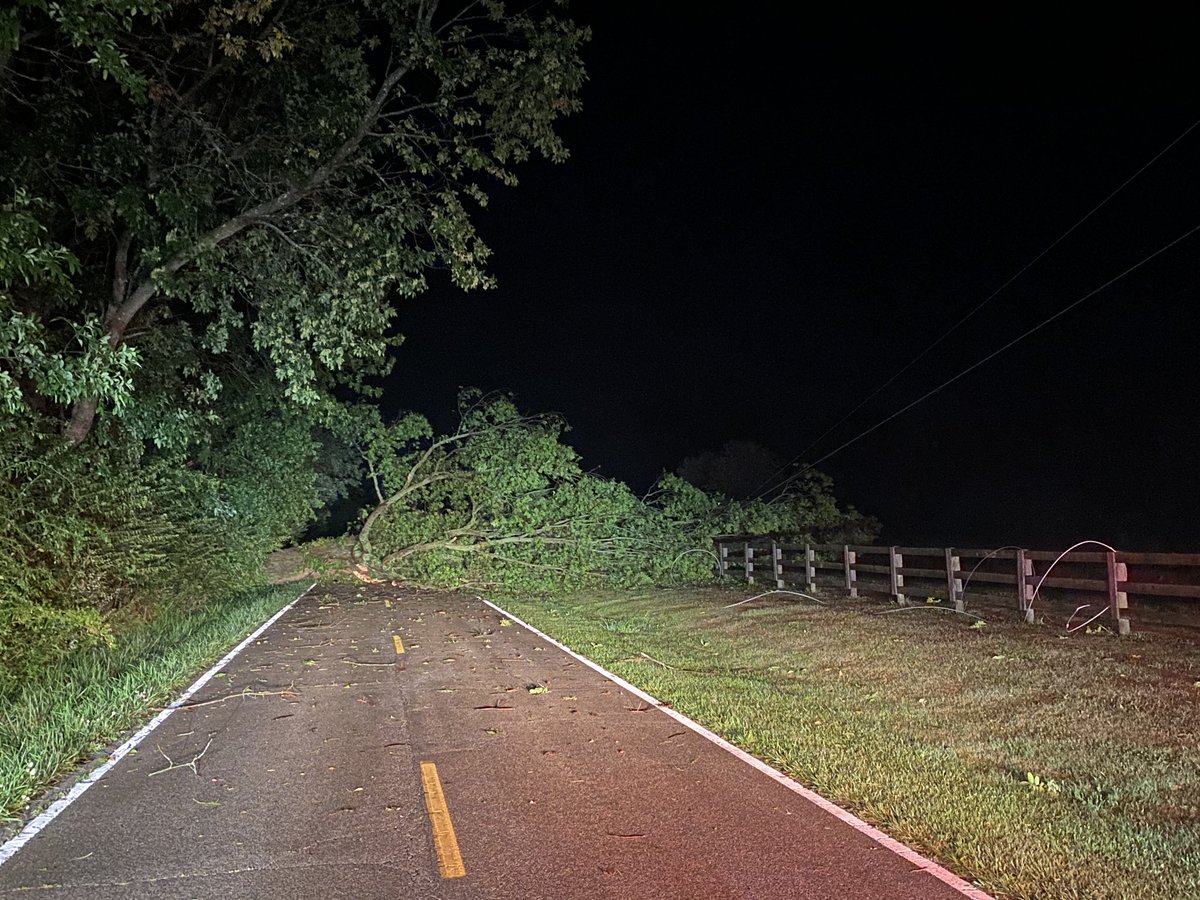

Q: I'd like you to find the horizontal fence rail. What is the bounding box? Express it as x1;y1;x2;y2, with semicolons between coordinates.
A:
713;537;1200;635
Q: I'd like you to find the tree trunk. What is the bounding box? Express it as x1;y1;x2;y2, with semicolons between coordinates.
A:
55;58;416;447
63;397;99;445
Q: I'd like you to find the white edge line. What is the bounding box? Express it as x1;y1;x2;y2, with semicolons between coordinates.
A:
481;597;995;900
0;582;318;867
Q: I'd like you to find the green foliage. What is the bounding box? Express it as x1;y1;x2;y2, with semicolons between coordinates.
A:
0;1;588;690
357;391;875;593
0;192;141;416
2;0;587;441
1;584;296;819
0;400;325;692
0;599;113;694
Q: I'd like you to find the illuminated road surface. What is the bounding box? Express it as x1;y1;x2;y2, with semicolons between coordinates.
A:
0;586;983;899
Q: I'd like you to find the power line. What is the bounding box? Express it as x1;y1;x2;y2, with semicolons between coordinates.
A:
751;116;1200;498
761;220;1200;495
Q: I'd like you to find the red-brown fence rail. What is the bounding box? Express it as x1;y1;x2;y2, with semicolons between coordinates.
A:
713;536;1200;635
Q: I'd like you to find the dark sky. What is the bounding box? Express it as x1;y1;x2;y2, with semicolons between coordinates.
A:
388;5;1200;550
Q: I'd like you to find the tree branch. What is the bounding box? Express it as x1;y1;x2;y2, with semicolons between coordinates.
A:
67;46;426;442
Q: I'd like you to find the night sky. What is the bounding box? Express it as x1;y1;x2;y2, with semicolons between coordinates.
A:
388;5;1200;550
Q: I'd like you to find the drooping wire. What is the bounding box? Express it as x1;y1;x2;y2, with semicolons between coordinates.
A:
750;117;1200;499
760;221;1200;495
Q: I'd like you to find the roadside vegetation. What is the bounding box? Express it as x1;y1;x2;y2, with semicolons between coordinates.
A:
497;586;1200;900
1;0;588;689
2;0;870;700
0;584;300;825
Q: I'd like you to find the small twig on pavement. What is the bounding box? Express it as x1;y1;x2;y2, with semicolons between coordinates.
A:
166;684;299;711
149;735;214;777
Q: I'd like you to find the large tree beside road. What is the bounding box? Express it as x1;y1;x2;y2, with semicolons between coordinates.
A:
1;0;587;446
0;0;587;683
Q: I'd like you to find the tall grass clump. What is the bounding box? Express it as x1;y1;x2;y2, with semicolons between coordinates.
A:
0;585;298;821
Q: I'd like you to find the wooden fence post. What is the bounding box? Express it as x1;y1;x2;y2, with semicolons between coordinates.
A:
717;542;729;579
889;546;906;605
843;545;857;597
744;542;754;584
772;540;785;588
805;543;817;593
1106;550;1131;635
1015;549;1034;623
945;548;963;612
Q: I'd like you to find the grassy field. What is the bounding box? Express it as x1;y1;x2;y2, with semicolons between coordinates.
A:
497;586;1200;900
0;584;302;827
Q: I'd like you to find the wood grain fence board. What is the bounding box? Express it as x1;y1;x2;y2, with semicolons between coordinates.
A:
1016;550;1033;622
1107;552;1131;634
1025;551;1110;563
1118;552;1200;566
1120;582;1200;598
1025;575;1109;592
853;563;891;575
952;569;1018;585
889;546;906;605
946;549;964;612
896;566;950;579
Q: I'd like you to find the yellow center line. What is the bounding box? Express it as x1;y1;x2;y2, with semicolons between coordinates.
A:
419;761;466;879
392;634;405;655
384;598;392;609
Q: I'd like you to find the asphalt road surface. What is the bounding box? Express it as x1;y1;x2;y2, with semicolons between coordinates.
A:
0;585;984;899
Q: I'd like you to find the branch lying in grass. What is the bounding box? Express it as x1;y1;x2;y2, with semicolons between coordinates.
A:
617;652;676;670
724;590;828;609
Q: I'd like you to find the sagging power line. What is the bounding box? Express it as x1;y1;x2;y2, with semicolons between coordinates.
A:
751;117;1200;499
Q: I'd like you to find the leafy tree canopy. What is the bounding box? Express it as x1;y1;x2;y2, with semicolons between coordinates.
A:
1;0;588;446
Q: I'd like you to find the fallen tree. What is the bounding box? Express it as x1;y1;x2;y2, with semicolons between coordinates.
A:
354;390;878;592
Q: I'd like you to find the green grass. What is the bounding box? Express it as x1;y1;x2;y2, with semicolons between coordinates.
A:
498;586;1200;900
0;584;301;825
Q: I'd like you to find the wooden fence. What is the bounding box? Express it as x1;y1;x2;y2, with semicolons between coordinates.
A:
713;536;1200;635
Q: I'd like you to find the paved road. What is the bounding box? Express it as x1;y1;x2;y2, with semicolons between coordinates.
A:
0;585;981;898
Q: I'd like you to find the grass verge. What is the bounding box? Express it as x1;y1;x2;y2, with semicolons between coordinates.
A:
0;584;301;825
497;586;1200;900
